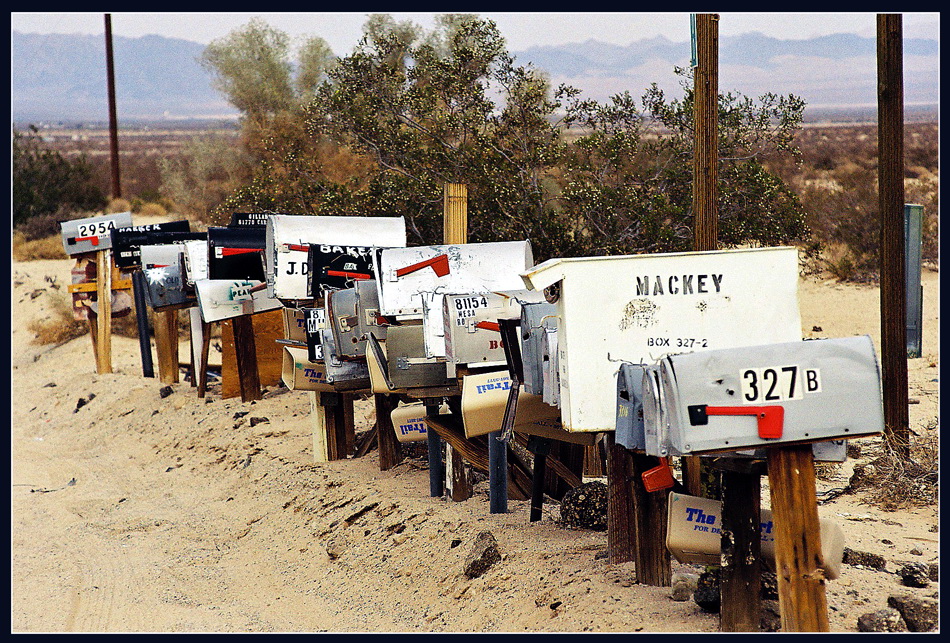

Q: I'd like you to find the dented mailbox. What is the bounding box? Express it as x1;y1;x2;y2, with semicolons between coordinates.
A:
319;327;370;390
443;289;546;376
644;335;883;456
264;214;406;301
521;247;803;432
61;212;133;256
140;243;194;310
327;287;363;360
374;241;534;358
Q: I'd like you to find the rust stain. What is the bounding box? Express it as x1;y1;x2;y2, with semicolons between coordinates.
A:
619;298;658;331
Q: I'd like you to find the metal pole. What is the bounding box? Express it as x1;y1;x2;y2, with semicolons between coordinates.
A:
104;14;121;199
877;13;909;457
132;270;154;377
904;204;924;358
426;401;444;497
488;431;508;513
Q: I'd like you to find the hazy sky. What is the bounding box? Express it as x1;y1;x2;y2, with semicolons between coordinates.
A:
11;11;940;54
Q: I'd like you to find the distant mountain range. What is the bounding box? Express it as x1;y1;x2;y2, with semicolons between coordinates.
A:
11;29;939;123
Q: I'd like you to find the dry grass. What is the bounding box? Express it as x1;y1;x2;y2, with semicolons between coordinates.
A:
28;296;88;345
851;423;939;510
12;232;68;261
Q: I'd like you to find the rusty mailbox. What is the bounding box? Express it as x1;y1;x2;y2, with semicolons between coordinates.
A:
60;212;133;256
643;335;883;456
264;214;406;301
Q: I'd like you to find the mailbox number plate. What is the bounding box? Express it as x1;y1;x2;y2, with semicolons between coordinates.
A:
453;295;490;323
740;365;822;403
77;220;117;238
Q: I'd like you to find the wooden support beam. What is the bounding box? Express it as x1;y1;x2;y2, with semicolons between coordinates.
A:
323;392;355;460
231;315;261;402
448;443;472;502
197;321;212;398
767;445;829;632
95;249;113;374
606;433;636;564
720;470;763;632
374;393;403;471
630;451;672;587
310;392;329;463
153;308;179;384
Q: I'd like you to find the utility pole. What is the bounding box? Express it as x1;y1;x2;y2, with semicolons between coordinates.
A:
877;14;910;458
104;13;121;199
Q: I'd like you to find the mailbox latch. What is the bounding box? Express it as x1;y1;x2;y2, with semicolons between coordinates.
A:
687;404;784;439
642;457;675;492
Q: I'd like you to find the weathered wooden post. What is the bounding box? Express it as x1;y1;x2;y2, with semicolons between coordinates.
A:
719;463;764;631
629;453;672;586
375;393;403;471
877;13;910;458
606;433;637;563
230;315;261;402
94;248;113;374
153;308;179;384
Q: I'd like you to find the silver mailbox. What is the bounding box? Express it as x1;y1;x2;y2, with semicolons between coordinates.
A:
61;212;133;256
443;289;546;376
540;323;560;408
140;243;194;310
354;279;388;343
328;287;363;360
319;328;370;390
645;335;883;456
519;302;557;396
382;324;453;390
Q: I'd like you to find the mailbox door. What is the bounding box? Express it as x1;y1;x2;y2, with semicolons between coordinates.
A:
520;302;557;396
194;278;281;323
61;212;133;255
207;226;266;281
182;239;210;285
615;363;647;451
140;244;193;309
354;279;388;343
328;288;364;359
443;290;545;367
319;328;370;390
385;325;452;390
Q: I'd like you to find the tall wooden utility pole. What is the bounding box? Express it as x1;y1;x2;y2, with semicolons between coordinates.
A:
877;13;910;458
104;14;121;199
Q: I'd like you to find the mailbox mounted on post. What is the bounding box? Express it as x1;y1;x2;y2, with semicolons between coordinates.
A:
643;335;883;456
61;212;133;256
264;214;406;301
194;278;282;323
327;287;364;360
110;221;194;269
375;324;454;391
442;289;546;377
207;226;267;282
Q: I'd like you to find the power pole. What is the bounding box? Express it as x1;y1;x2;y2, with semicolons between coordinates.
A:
692;13;719;252
104;13;121;200
877;14;910;458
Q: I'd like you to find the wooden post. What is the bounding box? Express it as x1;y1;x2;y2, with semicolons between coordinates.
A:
426;400;444;497
104;13;121;200
606;433;637;563
153;309;179;384
131;270;154;378
528;436;552;522
375;393;403;470
448;444;472;502
767;445;829;632
720;469;763;632
877;13;910;458
629;452;672;586
197;321;212;398
310;392;329;463
231;315;261;402
94;249;113;374
323;392;354;460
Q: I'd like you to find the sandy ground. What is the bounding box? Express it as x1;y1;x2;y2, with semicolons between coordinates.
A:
10;249;939;633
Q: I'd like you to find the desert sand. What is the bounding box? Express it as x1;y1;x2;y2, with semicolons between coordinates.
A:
11;245;939;633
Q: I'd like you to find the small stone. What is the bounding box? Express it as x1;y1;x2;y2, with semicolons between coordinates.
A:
463;531;502;579
693;568;720;613
927;563;938;582
888;594;938;632
898;562;930;588
670;572;699;602
233;411;249;420
249;416;269;427
760;570;779;600
909;547;923;556
159;386;174;399
43;382;57;388
559;481;607;531
842;547;887;570
857;608;907;632
325;535;348;561
760;600;782;632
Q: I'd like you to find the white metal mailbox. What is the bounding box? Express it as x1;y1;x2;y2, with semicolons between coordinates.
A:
60;212;133;256
442;289;546;376
194;279;282;323
374;242;534;356
645;335;883;456
140;243;193;310
264;214;406;301
182;239;209;285
521;247;803;433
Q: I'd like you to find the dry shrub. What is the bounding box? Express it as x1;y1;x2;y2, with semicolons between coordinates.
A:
108;198;132;213
13;232;68;261
137;202;168;218
853;422;939;510
28;296;87;345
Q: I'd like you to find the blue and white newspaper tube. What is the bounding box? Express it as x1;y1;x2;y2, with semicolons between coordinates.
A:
643;335;884;456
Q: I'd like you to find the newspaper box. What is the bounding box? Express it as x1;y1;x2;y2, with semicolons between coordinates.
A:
645;335;883;456
140;243;194;310
374;241;534;358
460;371;577;441
207;226;267;281
521;247;803;432
264;214;406;301
666;492;845;579
281;345;334;391
60;212;133;256
194;279;282;323
390;401;449;443
110;221;193;268
443;290;546;377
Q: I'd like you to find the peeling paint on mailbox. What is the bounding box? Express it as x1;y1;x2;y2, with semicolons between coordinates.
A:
520;247;802;432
